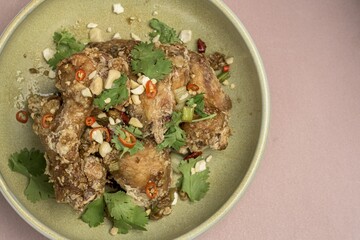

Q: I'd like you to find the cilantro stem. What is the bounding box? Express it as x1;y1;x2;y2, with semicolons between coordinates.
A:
191;113;217;123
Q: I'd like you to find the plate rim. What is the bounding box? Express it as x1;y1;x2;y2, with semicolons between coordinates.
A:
0;0;270;239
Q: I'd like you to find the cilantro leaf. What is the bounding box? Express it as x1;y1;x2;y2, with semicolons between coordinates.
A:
104;191;148;234
81;196;106;227
148;18;181;44
25;175;54;203
8;148;54;203
130;42;172;80
93;75;129;111
186;94;209;118
158;111;186;151
124;125;143;139
178;157;210;201
47;30;85;69
111;126;144;158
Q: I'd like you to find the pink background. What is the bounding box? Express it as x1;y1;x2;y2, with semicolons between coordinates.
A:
1;0;359;239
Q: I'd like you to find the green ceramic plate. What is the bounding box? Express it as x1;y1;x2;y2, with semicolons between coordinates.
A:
0;0;269;239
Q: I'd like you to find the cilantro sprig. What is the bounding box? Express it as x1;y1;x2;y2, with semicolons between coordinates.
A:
130;42;172;80
47;30;85;69
178;157;210;202
8;148;54;202
93;75;129;111
148;18;181;44
158;111;186;151
81;191;149;234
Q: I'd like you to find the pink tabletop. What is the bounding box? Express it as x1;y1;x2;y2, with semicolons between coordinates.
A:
1;0;359;239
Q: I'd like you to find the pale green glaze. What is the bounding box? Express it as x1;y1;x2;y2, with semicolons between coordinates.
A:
0;0;269;239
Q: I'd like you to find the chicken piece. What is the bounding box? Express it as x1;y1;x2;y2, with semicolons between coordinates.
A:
181;52;232;152
88;40;192;143
106;140;171;207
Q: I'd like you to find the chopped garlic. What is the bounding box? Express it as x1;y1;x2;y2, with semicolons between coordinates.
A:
151;79;157;85
137;75;150;85
90;76;103;95
225;57;234;65
194;160;207;173
104;98;111;104
110;227;118;236
205;155;212;163
91;122;102;128
92;129;104;144
115;118;121;124
179;30;192;43
130;32;141;41
97;113;107;118
109;117;116;125
152;11;158;16
131;94;141;105
42;48;55;61
130;80;140;89
106;27;112;33
222;80;230;86
81;88;92;98
129;117;143;128
99;142;113;158
130;85;145;95
48;70;56;79
104;69;121;89
87;22;98;29
89;28;104;42
152;34;160;43
191;168;196;175
113;3;124;14
112;32;121;39
230;83;236;89
171;191;178;206
88;70;97;80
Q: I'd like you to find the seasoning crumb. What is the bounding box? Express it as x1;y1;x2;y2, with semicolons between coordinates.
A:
110;227;118;236
152;10;158;16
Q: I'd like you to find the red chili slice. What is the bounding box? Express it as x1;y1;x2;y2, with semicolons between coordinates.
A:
197;38;207;53
75;69;86;81
223;65;230;72
41;114;54;128
186;83;199;91
118;129;136;148
184;151;203;160
145;181;158;199
16;110;28;124
85;116;96;126
145;80;157;98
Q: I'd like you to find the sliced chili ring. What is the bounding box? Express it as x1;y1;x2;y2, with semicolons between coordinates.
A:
145;80;157;98
85;116;96;126
16;110;28;124
184;151;203;160
145;181;158;199
90;127;110;142
186;83;199;91
118;129;136;148
41;114;54;128
75;69;86;81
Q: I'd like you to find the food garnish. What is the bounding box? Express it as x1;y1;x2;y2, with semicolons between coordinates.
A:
145;181;158;199
145;80;157;98
85;116;96;126
16;110;28;123
148;18;181;44
75;69;86;81
41;114;54;128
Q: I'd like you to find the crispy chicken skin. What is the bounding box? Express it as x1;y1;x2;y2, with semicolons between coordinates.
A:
106;140;171;207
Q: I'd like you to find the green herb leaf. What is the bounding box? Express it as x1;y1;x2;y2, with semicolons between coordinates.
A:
47;30;85;69
130;42;172;80
25;175;54;203
104;191;148;234
178;157;210;201
186;93;209;118
94;75;129;111
158;111;186;151
81;196;106;227
148;18;181;44
8;148;54;203
124;125;143;139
